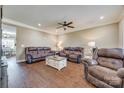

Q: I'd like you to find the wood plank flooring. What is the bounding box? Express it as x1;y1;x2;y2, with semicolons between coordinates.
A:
7;57;94;88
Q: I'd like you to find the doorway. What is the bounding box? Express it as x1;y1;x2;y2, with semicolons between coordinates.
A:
2;24;16;61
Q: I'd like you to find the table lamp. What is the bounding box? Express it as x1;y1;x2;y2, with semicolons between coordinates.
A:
88;41;96;48
87;41;96;59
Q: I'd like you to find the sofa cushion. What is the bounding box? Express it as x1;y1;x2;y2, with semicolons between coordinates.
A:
38;51;45;57
29;51;38;58
69;54;78;59
64;50;70;55
69;50;74;54
37;47;44;51
59;52;66;57
97;57;123;70
43;47;51;50
98;48;123;59
45;50;51;53
117;68;124;78
74;51;81;55
28;47;37;51
88;65;122;87
87;74;113;88
44;51;49;56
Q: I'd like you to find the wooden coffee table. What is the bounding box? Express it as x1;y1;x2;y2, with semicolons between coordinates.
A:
46;56;67;70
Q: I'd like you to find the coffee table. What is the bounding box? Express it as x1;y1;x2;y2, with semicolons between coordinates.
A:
46;55;67;70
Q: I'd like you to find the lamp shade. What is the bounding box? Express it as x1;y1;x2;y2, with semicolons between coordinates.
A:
57;41;63;51
88;41;96;48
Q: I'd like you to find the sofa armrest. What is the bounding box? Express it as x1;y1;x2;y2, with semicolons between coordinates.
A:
26;54;32;64
49;51;55;54
82;58;98;79
77;54;82;58
82;58;98;66
25;54;32;59
117;68;124;79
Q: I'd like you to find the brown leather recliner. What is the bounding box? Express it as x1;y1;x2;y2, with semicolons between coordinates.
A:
83;48;124;88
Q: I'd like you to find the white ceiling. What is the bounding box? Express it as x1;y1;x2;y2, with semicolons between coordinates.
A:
3;5;124;35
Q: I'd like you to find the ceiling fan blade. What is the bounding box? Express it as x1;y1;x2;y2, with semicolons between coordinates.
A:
58;23;64;25
66;22;73;26
67;25;75;28
56;26;63;29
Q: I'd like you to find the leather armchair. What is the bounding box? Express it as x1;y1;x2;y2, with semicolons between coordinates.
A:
82;48;124;88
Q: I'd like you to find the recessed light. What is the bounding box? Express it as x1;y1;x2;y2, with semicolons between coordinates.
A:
100;16;104;20
38;23;41;26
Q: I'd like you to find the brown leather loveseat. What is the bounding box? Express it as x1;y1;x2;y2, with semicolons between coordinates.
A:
83;48;124;88
59;47;84;63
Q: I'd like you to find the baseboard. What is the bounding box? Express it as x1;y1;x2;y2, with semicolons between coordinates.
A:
16;59;26;63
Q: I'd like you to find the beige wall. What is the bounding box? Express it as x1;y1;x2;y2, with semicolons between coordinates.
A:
119;17;124;48
16;27;57;62
58;23;119;48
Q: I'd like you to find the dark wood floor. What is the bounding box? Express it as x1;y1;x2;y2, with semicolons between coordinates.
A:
7;57;94;88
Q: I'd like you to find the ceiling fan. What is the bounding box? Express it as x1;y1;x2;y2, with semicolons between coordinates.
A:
57;21;75;30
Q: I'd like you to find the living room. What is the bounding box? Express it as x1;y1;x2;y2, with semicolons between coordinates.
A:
1;4;124;89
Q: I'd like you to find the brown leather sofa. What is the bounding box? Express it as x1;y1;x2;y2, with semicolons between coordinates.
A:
25;47;55;64
83;48;124;88
59;47;84;63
